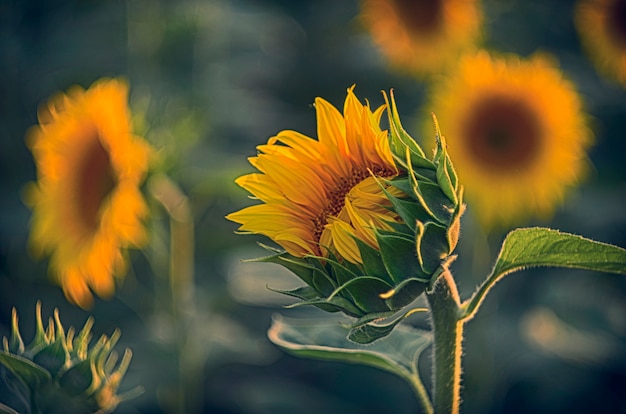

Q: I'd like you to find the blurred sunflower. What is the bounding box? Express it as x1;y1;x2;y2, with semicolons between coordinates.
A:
227;86;403;264
25;78;152;308
575;0;626;86
359;0;483;76
424;51;593;229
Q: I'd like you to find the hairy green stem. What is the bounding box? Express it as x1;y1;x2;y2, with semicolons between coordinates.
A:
426;269;463;414
148;174;199;414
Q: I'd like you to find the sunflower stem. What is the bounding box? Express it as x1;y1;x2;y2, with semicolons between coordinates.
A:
425;268;464;414
148;174;200;414
406;371;434;414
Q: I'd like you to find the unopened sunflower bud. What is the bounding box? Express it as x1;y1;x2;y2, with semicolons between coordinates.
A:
0;302;140;414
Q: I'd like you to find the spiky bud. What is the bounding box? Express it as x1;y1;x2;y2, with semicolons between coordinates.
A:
0;302;139;414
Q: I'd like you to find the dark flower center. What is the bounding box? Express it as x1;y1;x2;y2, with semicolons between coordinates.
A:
607;0;626;47
394;0;444;36
77;133;117;231
312;165;396;250
463;95;541;173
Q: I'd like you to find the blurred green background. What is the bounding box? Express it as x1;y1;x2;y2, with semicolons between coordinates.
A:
1;0;625;413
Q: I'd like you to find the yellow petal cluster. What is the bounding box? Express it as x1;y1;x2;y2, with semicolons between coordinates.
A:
227;86;402;263
25;78;152;308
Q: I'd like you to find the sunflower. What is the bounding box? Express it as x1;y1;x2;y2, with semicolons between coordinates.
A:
227;86;403;264
25;78;152;308
424;51;593;229
575;0;626;86
359;0;483;76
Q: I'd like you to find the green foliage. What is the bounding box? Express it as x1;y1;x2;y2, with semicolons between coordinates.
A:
267;314;432;384
463;227;626;320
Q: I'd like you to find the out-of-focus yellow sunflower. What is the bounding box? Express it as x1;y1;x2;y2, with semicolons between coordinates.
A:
359;0;483;76
25;78;152;308
227;86;403;264
424;51;593;229
575;0;626;86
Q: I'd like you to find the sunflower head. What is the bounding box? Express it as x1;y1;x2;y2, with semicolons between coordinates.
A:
24;78;152;309
575;0;626;87
228;87;463;342
424;50;593;230
359;0;484;76
0;302;139;414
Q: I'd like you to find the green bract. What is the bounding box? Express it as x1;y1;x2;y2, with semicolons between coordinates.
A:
253;91;464;344
0;302;138;414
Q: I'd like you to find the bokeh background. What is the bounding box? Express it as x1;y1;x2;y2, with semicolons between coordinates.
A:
1;0;626;413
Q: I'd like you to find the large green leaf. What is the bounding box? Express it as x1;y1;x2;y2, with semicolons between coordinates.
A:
267;314;432;381
492;227;626;277
463;227;626;320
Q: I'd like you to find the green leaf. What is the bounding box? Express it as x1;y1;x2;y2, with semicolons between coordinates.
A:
463;227;626;320
268;313;432;380
0;350;51;389
492;227;626;277
0;402;21;414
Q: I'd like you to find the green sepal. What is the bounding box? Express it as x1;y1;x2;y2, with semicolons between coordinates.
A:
252;252;335;297
447;189;465;253
355;238;393;285
322;254;359;286
58;359;93;396
382;277;429;310
377;177;432;233
412;181;454;225
0;350;51;389
268;285;322;302
285;296;364;318
346;311;398;329
383;90;432;170
348;307;428;344
7;309;24;355
416;221;450;275
435;146;458;205
377;230;428;285
32;339;68;379
333;276;393;314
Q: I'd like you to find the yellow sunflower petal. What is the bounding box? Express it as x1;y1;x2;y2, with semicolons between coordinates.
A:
25;78;152;308
228;87;400;263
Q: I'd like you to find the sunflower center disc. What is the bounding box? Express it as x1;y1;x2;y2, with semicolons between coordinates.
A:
464;95;541;173
394;0;444;36
608;0;626;47
77;133;117;230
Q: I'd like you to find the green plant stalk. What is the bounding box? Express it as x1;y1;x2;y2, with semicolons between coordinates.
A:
406;371;434;414
425;268;463;414
149;174;199;414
